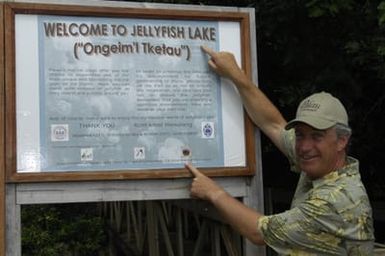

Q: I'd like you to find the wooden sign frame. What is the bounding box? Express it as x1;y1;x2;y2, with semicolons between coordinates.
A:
3;2;255;183
0;2;6;254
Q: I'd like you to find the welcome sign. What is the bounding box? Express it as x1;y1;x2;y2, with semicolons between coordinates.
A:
4;2;256;182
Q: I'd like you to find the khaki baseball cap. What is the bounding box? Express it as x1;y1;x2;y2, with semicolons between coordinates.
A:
285;92;348;130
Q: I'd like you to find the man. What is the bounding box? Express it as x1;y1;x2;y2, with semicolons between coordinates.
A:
185;46;374;255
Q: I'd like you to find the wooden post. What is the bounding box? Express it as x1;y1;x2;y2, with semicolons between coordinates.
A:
5;185;20;256
0;3;5;255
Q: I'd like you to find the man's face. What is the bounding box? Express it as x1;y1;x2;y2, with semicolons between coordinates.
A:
294;123;348;179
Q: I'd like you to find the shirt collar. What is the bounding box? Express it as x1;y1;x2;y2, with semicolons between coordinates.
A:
311;157;359;189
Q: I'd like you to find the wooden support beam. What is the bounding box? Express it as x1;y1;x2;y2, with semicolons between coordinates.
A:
156;203;175;256
221;225;240;256
146;201;159;256
212;222;221;256
176;207;184;256
192;220;208;256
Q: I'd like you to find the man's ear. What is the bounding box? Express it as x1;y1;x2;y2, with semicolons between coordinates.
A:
337;135;350;152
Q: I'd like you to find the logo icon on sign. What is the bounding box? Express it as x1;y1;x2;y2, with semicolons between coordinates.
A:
201;122;215;139
134;147;145;160
81;148;93;161
51;124;69;142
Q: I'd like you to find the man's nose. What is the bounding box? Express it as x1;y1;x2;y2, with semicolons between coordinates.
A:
297;137;313;152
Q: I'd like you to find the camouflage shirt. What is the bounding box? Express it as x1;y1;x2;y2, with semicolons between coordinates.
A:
257;129;375;255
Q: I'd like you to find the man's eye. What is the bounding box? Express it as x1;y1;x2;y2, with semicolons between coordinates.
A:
312;133;323;140
295;133;303;139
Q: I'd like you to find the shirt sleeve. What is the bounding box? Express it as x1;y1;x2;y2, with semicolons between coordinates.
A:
280;128;300;173
258;197;346;255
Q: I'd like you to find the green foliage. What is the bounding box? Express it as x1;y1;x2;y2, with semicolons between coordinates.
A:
378;1;385;25
22;204;106;256
306;0;354;17
253;0;385;199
